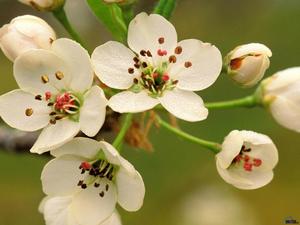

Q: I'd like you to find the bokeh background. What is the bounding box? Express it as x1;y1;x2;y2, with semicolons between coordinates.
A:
0;0;300;225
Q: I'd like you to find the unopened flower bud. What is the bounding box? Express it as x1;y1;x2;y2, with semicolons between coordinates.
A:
261;67;300;132
225;43;272;88
0;15;56;61
18;0;65;11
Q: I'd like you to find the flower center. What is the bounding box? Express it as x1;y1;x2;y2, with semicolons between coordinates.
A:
128;37;192;98
232;145;262;172
25;71;82;124
77;159;115;198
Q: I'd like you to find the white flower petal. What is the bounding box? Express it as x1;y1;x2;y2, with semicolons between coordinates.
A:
217;161;274;190
99;141;123;166
239;130;273;145
51;137;101;158
128;13;177;62
116;167;145;211
100;211;122;225
80;86;108;137
41;155;84;196
43;196;74;225
30;119;80;154
51;38;94;92
169;39;222;91
92;41;137;89
39;196;50;214
231;43;272;59
265;67;300;93
14;49;69;95
71;181;117;225
0;89;50;131
217;130;244;169
270;96;300;132
108;91;159;113
248;143;279;171
159;89;208;121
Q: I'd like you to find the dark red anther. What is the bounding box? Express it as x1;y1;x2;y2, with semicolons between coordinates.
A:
81;162;91;170
157;49;167;56
243;162;253;172
253;158;262;167
45;91;52;101
162;74;170;81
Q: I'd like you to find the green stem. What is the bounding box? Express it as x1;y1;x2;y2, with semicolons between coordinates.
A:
53;8;87;48
156;116;221;154
153;0;177;19
112;114;133;149
205;95;260;110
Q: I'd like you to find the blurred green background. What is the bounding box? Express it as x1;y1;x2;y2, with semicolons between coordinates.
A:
0;0;300;225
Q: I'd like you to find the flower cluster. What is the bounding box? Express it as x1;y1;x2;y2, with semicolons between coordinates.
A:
1;2;297;224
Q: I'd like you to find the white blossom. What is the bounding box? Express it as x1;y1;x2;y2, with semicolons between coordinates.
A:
0;38;107;154
39;196;122;225
262;67;300;132
41;137;145;225
216;130;278;190
18;0;65;11
225;43;272;87
0;15;56;61
92;12;222;122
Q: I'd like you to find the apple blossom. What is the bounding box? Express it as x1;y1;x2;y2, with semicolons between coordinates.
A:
216;130;278;190
0;38;107;154
39;196;122;225
0;15;56;61
261;67;300;132
18;0;65;11
41;137;145;225
225;43;272;87
92;12;222;122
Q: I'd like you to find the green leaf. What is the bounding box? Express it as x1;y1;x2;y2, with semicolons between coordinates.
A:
86;0;127;43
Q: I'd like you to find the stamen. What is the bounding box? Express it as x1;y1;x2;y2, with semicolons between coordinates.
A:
77;180;84;186
45;92;52;101
243;162;253;172
81;184;87;189
146;50;152;57
169;55;177;63
133;57;139;63
157;49;167;56
49;119;56;124
25;108;33;116
47;102;54;106
175;46;183;54
55;71;64;80
49;112;56;116
184;61;192;68
128;68;135;74
49;38;54;44
162;74;170;81
94;183;100;188
41;75;49;84
140;50;146;56
134;63;140;69
133;78;139;84
99;191;105;197
55;115;64;120
253;158;262;167
153;73;159;79
158;37;165;44
35;95;42;101
142;62;148;68
81;162;92;170
105;184;109;191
